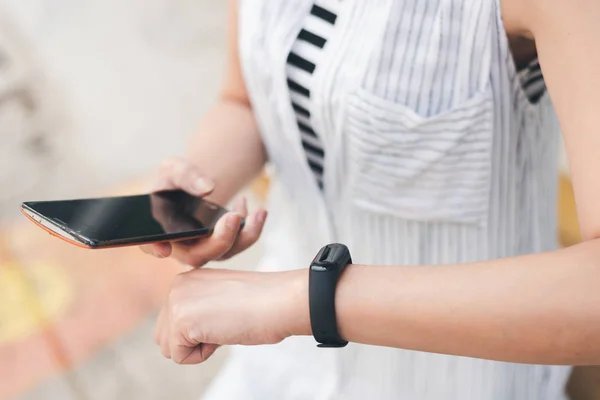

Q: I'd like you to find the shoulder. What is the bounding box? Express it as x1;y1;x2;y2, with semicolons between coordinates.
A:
500;0;533;38
502;0;598;39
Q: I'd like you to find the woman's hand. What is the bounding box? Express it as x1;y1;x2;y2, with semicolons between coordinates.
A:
154;268;310;364
140;157;268;267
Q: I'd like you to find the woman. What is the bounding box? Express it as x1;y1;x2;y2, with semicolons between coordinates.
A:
143;0;600;398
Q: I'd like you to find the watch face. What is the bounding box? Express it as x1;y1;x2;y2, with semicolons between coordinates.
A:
311;243;351;270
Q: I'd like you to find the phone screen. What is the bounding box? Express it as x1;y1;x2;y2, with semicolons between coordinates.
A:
22;190;229;247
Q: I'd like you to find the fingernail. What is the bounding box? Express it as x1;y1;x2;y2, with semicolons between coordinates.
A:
193;178;214;194
226;213;241;232
256;210;267;224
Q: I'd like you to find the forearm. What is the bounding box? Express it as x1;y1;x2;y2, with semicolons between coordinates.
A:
186;97;266;204
292;240;600;365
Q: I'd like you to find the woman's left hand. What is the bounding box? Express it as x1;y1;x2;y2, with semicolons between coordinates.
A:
154;268;310;364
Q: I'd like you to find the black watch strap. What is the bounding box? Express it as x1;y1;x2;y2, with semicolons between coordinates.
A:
309;243;351;348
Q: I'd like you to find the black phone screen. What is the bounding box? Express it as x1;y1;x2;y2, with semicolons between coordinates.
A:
22;190;228;247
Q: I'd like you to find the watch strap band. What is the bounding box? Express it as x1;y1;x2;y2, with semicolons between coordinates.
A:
309;244;351;348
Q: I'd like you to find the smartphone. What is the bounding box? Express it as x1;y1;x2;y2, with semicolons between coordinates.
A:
20;190;237;249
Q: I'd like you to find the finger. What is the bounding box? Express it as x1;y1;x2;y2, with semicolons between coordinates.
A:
171;212;243;267
161;333;172;359
154;158;215;196
221;209;268;259
173;343;220;365
151;158;183;191
158;308;172;359
233;196;248;218
154;306;167;345
141;242;172;258
168;159;214;196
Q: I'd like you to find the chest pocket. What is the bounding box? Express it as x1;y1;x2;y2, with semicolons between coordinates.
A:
345;86;493;225
338;0;495;226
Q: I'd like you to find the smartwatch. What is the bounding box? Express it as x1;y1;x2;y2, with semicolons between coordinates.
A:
309;243;351;348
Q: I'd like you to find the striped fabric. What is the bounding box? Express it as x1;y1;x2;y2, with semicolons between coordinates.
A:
204;1;571;399
519;58;546;103
288;2;546;191
286;2;341;188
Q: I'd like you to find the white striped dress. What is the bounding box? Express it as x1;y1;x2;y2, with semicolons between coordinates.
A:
287;2;546;192
203;0;571;399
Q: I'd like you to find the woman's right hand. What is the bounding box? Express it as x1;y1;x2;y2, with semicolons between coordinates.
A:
140;157;268;267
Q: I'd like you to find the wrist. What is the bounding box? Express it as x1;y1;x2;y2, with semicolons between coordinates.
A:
334;264;355;342
280;263;356;341
282;269;312;337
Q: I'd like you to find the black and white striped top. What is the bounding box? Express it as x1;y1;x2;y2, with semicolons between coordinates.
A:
286;2;546;191
286;2;341;189
518;58;546;103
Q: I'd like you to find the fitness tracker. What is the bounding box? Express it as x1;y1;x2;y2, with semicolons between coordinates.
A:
309;243;351;348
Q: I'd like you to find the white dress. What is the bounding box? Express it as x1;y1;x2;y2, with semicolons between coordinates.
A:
204;0;572;398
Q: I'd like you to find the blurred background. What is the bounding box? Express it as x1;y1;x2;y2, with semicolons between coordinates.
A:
0;1;597;399
0;1;267;399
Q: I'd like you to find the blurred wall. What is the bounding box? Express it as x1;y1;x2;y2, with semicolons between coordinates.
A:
0;0;227;218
